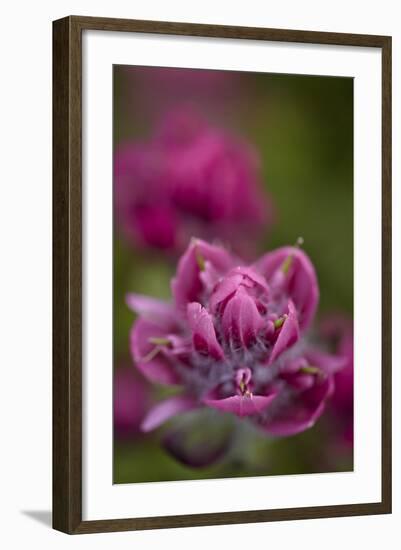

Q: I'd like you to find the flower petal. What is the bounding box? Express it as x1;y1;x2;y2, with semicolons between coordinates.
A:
130;319;180;385
221;286;264;347
230;266;270;294
187;302;224;360
259;376;334;436
269;300;300;364
209;272;244;314
126;293;178;329
305;349;348;375
141;396;197;432
254;246;319;331
171;238;235;311
209;266;269;315
204;392;276;417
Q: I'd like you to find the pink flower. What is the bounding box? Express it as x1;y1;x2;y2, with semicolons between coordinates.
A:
114;109;273;255
127;239;344;441
113;365;151;439
321;315;354;447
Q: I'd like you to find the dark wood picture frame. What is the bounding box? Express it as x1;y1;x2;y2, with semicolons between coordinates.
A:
53;15;392;534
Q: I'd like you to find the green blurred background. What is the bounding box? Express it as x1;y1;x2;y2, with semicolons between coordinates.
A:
113;66;353;484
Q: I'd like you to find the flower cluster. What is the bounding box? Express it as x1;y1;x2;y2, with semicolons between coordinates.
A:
128;238;347;438
114;109;272;255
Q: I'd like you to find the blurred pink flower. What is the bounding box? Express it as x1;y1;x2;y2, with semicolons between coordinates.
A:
114;109;273;255
127;238;345;442
113;365;151;439
321;315;354;447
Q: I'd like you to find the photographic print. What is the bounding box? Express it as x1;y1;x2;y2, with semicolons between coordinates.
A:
113;65;354;484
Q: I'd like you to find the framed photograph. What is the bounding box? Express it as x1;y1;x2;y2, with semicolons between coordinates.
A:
53;15;392;534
